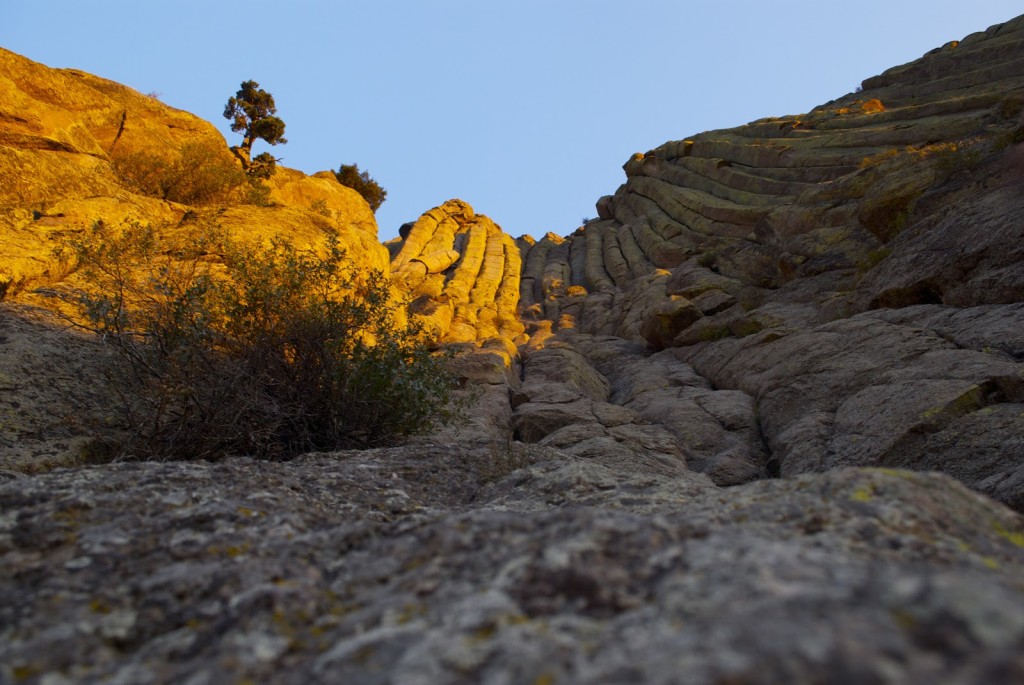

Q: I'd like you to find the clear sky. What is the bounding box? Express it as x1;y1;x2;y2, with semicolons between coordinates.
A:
3;1;1022;240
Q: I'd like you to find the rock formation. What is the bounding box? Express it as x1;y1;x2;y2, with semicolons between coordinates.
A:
3;14;1024;684
508;15;1024;504
390;198;525;349
0;46;388;299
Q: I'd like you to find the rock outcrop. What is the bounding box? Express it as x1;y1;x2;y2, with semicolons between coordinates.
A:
390;199;525;349
3;13;1024;684
510;14;1024;502
0;47;387;299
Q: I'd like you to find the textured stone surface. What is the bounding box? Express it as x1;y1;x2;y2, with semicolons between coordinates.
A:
0;304;114;474
674;307;1024;508
509;14;1024;507
3;455;1024;684
4;14;1024;685
390;199;525;347
516;12;1024;347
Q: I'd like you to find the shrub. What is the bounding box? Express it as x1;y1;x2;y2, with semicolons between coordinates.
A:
60;222;460;461
697;251;717;269
112;141;245;205
857;246;892;273
240;178;274;206
310;199;332;217
334;163;387;213
930;142;984;179
247;151;279;180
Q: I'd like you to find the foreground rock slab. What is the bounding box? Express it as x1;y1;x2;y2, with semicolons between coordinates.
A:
3;450;1024;684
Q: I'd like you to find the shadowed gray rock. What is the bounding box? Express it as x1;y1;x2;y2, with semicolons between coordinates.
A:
3;453;1024;684
677;306;1024;509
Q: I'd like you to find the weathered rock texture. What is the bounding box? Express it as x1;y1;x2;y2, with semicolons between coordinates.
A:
4;13;1024;685
4;453;1024;684
390;199;526;348
511;14;1024;501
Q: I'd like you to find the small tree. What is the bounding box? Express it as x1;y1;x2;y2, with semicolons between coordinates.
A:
334;163;387;213
223;80;287;167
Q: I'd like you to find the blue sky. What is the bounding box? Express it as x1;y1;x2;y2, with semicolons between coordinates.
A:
3;1;1022;240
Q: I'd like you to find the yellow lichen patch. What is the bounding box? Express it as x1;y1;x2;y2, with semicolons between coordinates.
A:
394;602;426;625
205;543;250;558
13;664;40;682
873;468;913;480
224;544;250;558
89;598;111;614
465;612;532;645
993;521;1024;548
471;624;497;641
891;608;917;630
850;485;875;503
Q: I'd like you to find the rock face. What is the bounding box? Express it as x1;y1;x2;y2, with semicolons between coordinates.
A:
390;199;526;348
4;14;1024;685
512;14;1024;502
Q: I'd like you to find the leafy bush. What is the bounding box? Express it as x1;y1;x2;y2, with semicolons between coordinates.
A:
238;152;280;206
310;199;332;217
930;141;984;179
60;222;460;461
697;251;717;269
247;151;279;180
112;141;245;205
334;163;387;213
241;178;274;207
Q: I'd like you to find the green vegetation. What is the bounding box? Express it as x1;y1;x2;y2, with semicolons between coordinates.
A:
310;199;332;217
930;141;984;179
223;80;288;168
111;141;246;205
857;247;892;273
59;222;460;461
696;251;717;269
479;439;543;483
334;163;387;213
247;151;280;180
998;95;1024;122
697;323;732;342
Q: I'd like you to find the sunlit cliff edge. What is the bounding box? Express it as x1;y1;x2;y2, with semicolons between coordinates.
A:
4;15;1024;683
